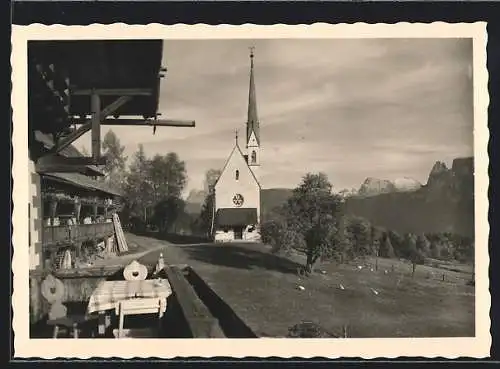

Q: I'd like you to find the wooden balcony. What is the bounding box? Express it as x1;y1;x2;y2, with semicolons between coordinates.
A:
42;222;115;251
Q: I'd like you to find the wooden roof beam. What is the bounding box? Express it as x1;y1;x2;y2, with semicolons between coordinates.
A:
97;118;196;127
71;88;153;96
50;95;132;154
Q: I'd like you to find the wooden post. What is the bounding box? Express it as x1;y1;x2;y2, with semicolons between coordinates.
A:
74;198;81;224
49;199;57;226
49;199;58;222
412;262;416;278
91;90;101;163
92;199;98;222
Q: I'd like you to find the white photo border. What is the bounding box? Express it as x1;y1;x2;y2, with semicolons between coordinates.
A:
11;22;490;359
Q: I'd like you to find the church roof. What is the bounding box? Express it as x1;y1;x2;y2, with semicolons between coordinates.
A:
213;141;261;190
215;208;258;227
246;49;260;146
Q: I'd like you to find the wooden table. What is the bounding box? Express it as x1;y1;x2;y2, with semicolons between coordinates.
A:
87;279;172;335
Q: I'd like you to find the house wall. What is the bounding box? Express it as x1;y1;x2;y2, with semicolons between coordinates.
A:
214;230;235;242
214;227;261;243
29;159;43;270
243;225;261;242
214;149;260;224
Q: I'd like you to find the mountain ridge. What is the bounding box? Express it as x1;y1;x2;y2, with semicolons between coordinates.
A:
185;156;474;238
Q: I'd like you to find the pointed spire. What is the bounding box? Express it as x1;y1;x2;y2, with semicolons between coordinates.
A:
235;129;239;145
247;46;260;146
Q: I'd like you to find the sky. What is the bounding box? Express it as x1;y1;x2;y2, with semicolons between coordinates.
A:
76;38;474;198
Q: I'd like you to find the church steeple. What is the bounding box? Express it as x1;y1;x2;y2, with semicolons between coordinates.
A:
247;47;260;147
246;47;260;169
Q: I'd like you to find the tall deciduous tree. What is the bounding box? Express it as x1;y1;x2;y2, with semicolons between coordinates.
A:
153;196;186;233
282;172;343;273
101;129;127;190
149;152;187;201
196;168;222;236
197;192;215;236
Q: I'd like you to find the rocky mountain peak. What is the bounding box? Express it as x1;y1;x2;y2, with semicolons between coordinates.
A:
393;177;422;191
358;177;397;197
427;161;450;186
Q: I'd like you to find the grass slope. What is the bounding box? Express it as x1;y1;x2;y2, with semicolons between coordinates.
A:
130;234;474;338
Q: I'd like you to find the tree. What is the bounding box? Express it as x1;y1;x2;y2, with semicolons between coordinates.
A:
345;216;372;258
330;216;354;263
149;153;187;200
204;168;222;193
123;144;153;225
388;230;405;258
416;234;431;258
193;168;222;237
453;235;474;263
261;216;305;255
404;233;425;276
196;192;215;237
281;172;343;273
101;129;128;190
379;234;396;258
370;225;386;270
152;196;186;233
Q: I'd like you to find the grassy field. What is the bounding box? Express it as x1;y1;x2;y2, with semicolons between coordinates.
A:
131;233;475;338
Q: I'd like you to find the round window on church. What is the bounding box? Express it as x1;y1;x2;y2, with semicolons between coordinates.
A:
233;194;244;207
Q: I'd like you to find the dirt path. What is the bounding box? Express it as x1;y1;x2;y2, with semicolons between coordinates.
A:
90;233;175;267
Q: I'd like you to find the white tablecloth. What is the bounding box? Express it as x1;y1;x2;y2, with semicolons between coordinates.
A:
87;279;172;314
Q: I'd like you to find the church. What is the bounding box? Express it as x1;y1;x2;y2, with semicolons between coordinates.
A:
211;49;262;243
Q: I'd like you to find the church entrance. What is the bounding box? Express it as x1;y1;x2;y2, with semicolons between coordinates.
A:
233;226;244;240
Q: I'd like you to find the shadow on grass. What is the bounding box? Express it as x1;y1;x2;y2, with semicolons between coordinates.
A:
134;230;211;245
181;243;303;275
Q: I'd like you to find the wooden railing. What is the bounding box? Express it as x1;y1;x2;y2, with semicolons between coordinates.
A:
42;222;115;250
164;265;225;338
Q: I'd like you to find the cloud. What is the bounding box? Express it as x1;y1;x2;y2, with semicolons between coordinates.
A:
76;38;473;195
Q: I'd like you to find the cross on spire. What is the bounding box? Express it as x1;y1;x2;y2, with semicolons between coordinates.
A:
235;129;239;143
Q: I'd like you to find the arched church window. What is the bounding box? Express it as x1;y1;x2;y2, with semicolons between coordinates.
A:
235;170;240;180
251;150;257;164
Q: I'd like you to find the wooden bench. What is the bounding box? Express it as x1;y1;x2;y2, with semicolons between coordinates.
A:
164;265;224;338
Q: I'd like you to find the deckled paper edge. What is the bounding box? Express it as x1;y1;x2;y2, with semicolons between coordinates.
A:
11;22;490;359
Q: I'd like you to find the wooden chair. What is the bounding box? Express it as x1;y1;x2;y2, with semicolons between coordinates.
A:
47;314;99;338
41;273;98;338
113;298;165;338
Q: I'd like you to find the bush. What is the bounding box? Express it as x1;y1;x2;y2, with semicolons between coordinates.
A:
261;219;305;254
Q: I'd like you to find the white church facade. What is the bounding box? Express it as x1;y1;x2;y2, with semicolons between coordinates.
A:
211;49;262;243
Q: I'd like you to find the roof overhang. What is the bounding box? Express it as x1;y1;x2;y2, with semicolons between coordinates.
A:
215;208;258;227
28;39;196;174
29;39;164;135
42;172;123;198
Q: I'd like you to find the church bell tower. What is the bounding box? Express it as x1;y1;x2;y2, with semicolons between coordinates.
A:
246;47;260;173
